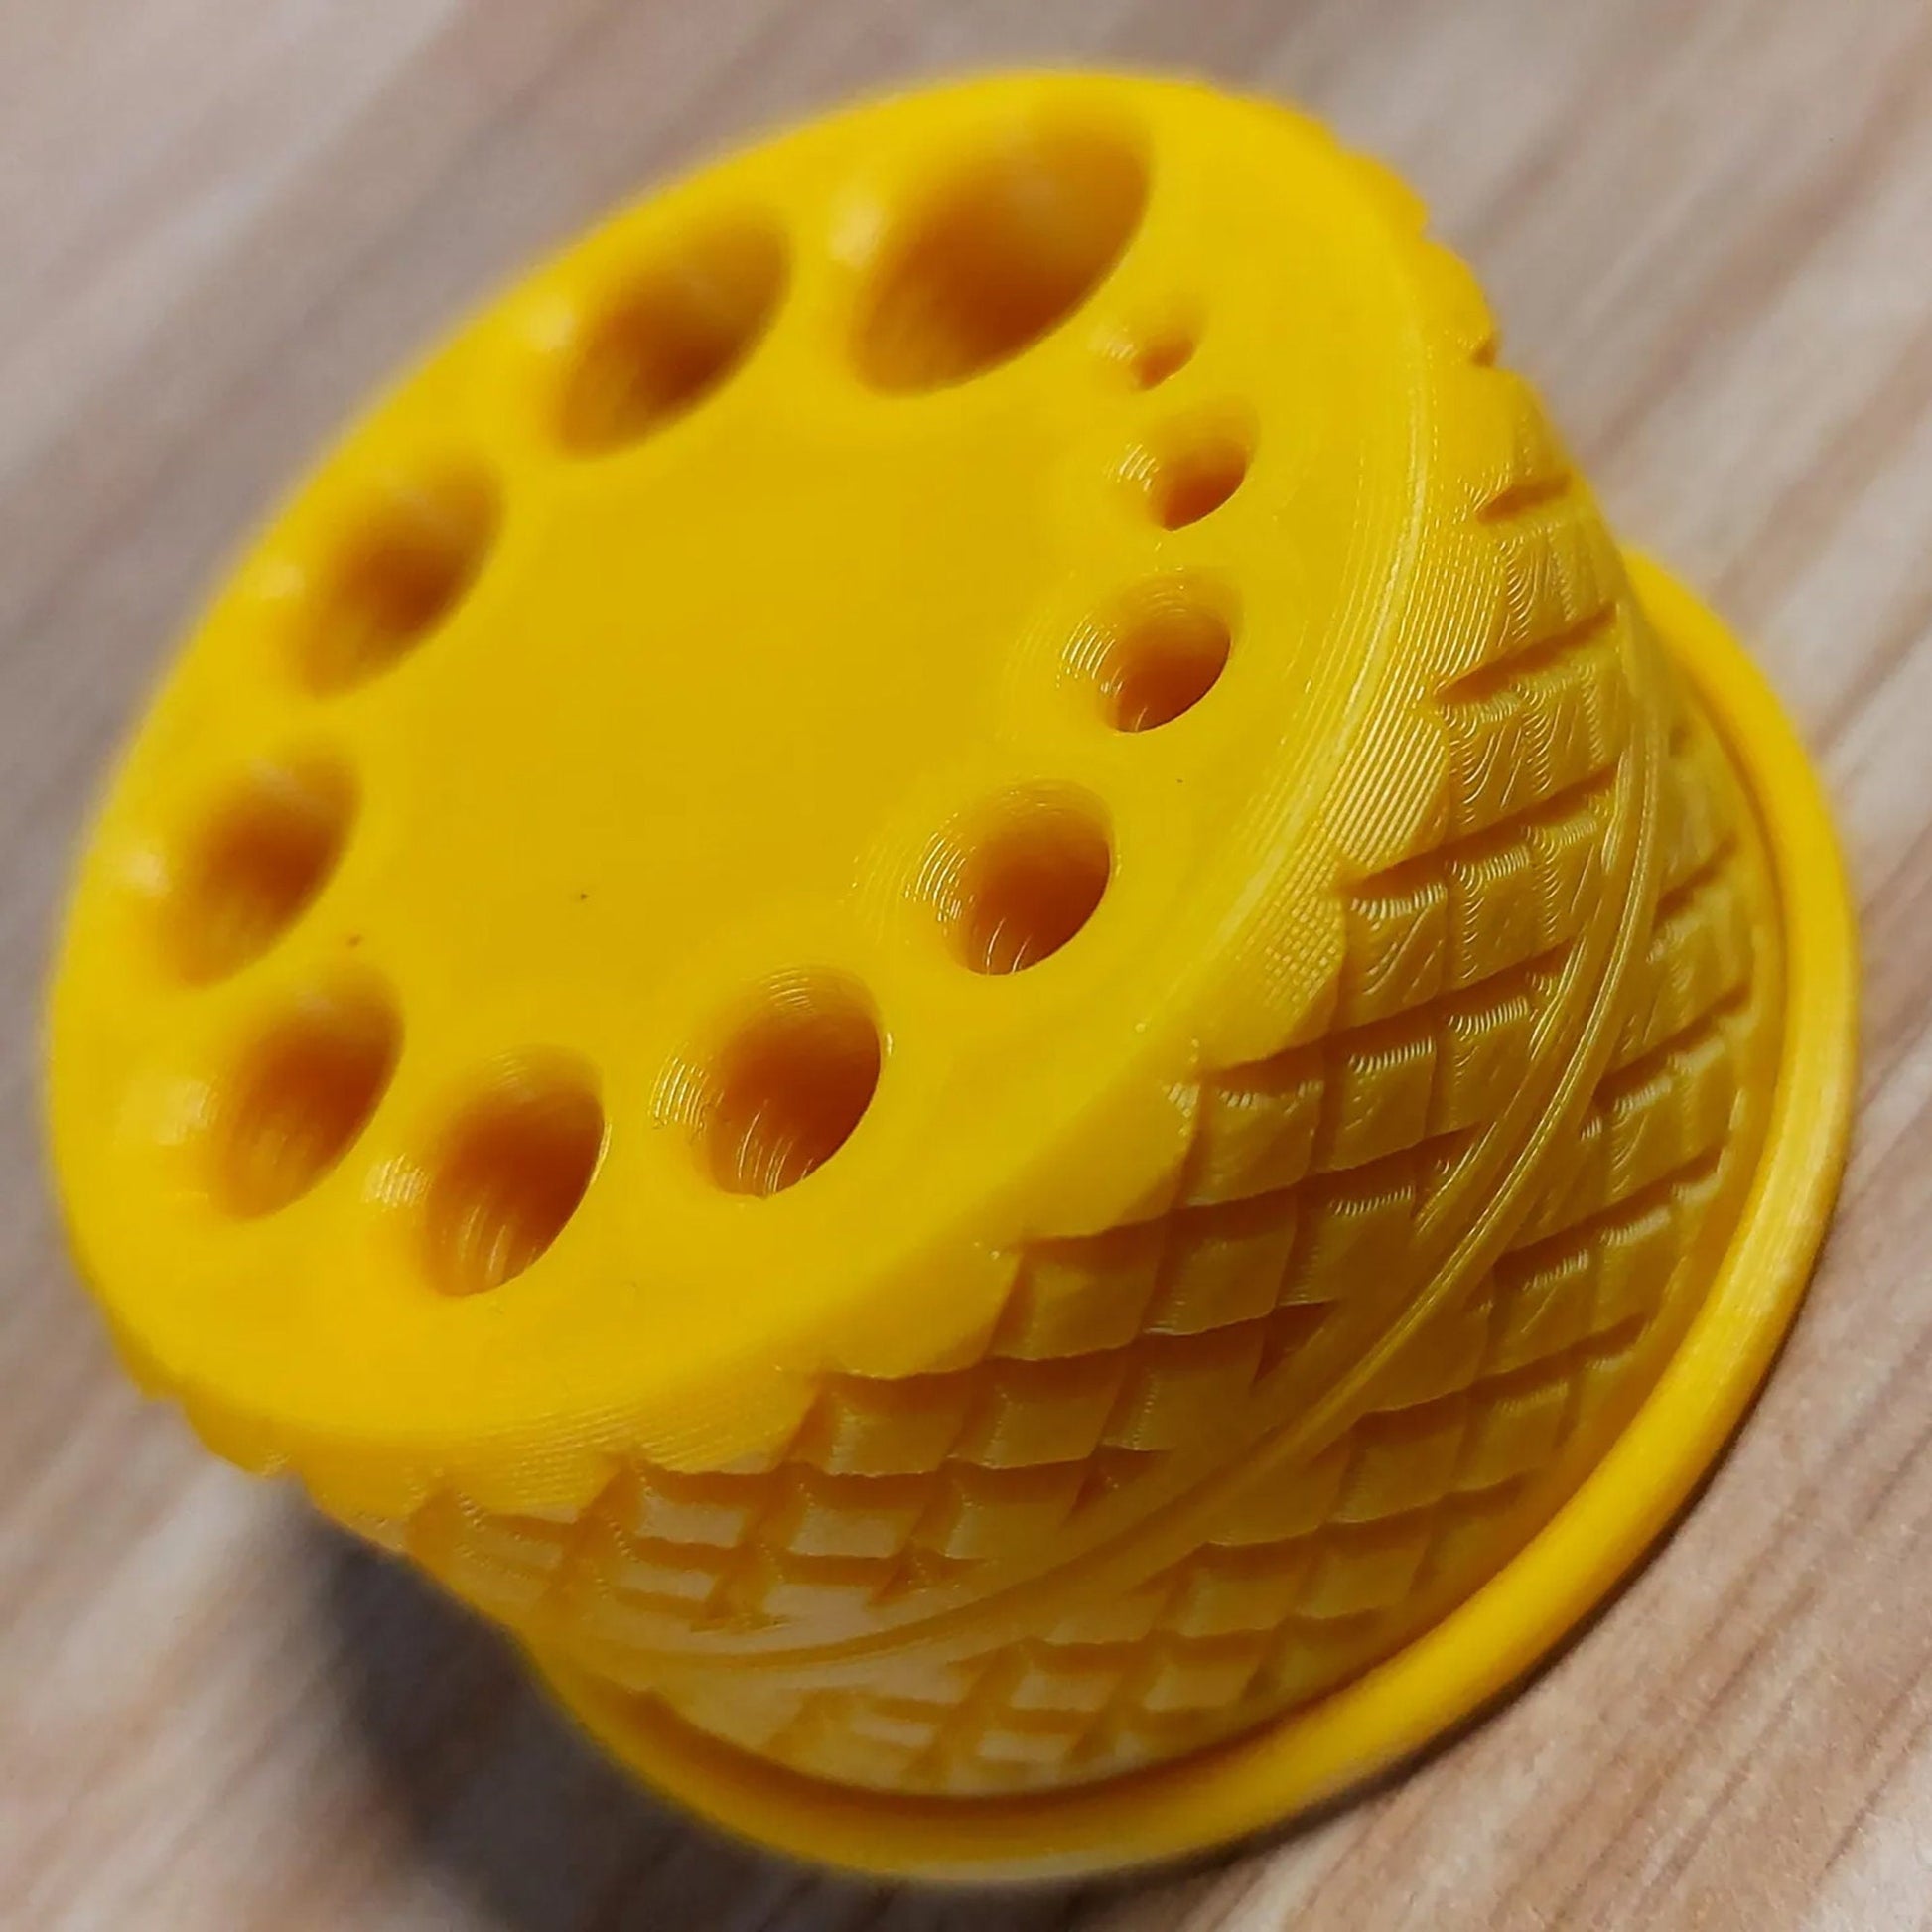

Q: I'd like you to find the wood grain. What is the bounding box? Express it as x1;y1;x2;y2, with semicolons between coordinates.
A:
5;2;1931;1925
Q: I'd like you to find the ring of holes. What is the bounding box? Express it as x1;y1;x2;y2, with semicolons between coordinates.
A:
186;113;1245;1231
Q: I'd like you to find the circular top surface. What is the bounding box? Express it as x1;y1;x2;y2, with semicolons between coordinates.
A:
50;76;1435;1475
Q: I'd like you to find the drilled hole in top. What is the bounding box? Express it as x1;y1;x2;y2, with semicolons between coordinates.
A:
1138;421;1252;529
161;757;353;983
1075;578;1233;731
557;217;788;454
1127;329;1194;388
422;1062;604;1295
854;115;1149;391
1113;320;1196;389
205;983;399;1217
928;789;1112;975
700;977;881;1197
294;466;498;693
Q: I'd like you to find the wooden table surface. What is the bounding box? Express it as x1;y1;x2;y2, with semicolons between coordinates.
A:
7;2;1932;1925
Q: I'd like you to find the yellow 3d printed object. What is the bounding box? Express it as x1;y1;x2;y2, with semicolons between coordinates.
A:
48;74;1856;1880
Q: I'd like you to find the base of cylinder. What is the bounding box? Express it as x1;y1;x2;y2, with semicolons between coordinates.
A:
530;556;1858;1884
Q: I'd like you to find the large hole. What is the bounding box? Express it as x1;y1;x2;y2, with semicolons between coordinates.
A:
1073;577;1234;732
205;983;400;1217
926;789;1112;975
160;756;353;982
699;976;882;1197
294;465;498;693
557;217;788;454
853;116;1149;391
422;1061;604;1295
1128;417;1252;533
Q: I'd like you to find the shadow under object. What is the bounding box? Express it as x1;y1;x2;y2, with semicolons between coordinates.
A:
312;1517;1095;1927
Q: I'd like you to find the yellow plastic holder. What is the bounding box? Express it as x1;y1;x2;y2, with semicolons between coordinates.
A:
47;74;1856;1883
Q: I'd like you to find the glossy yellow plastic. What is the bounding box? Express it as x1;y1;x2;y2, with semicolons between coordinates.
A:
47;73;1856;1881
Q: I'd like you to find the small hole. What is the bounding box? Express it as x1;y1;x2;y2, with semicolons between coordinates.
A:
699;977;881;1197
422;1062;604;1295
927;789;1112;975
1138;421;1252;529
557;217;788;454
854;115;1149;391
161;757;353;982
1114;322;1195;389
1075;579;1233;731
295;466;497;693
205;983;399;1217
